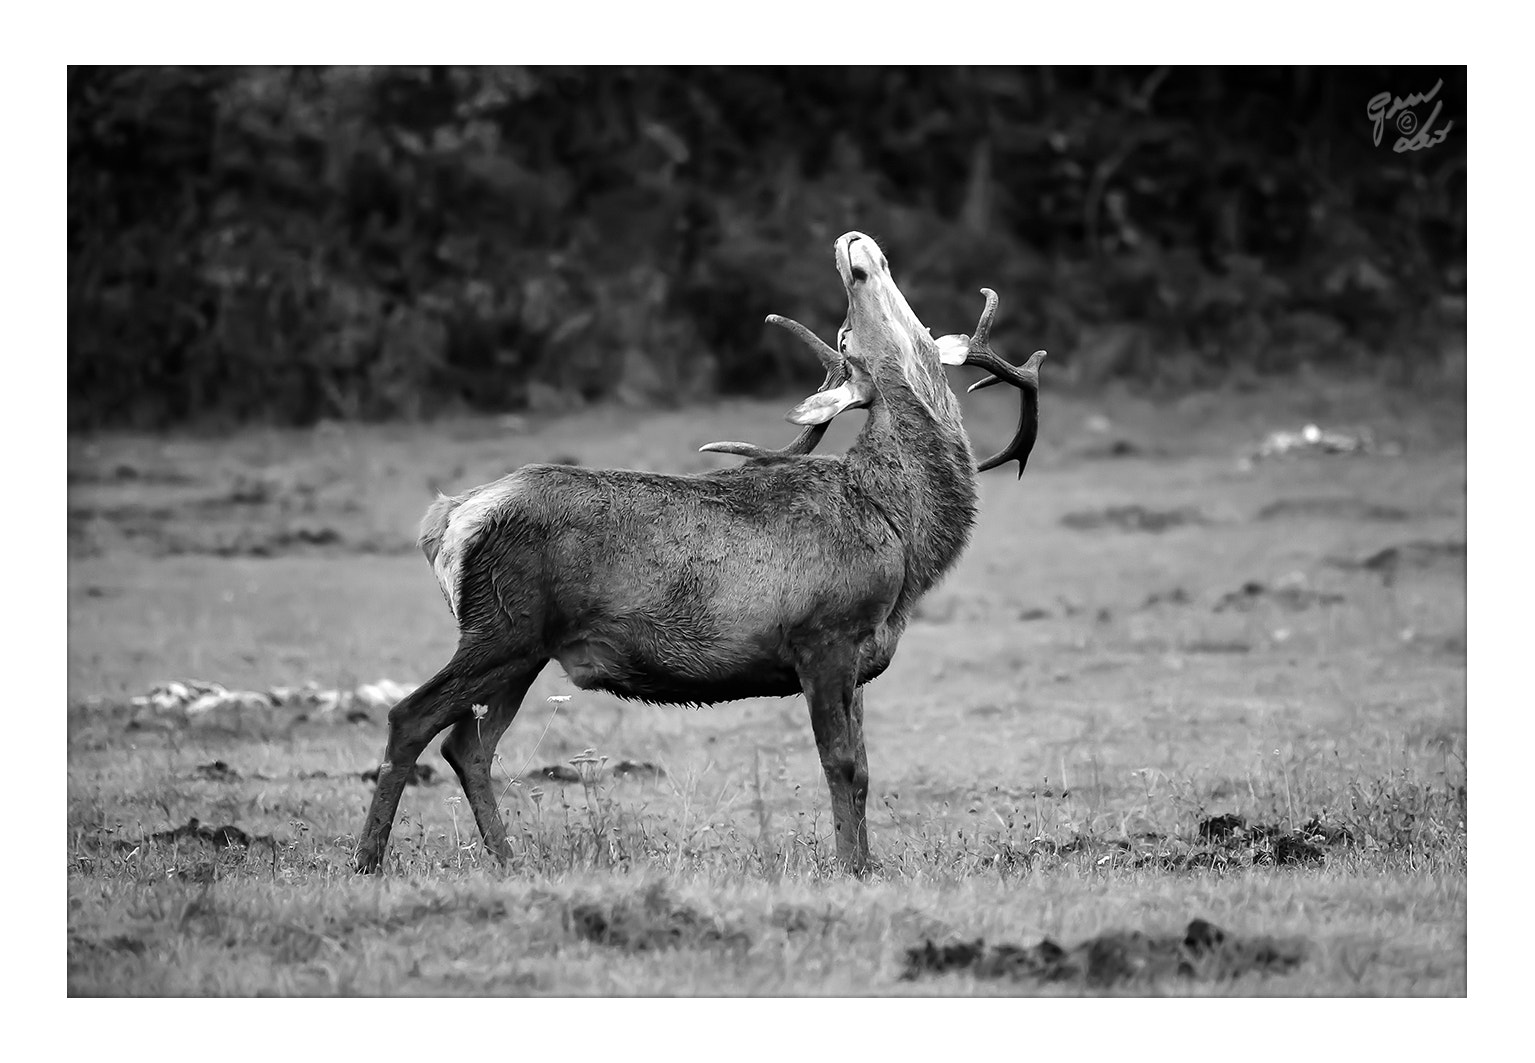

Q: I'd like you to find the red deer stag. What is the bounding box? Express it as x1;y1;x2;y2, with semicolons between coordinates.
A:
352;231;1044;874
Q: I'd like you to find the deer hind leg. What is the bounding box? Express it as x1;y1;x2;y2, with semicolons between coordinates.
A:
798;656;872;875
354;641;529;874
439;666;542;865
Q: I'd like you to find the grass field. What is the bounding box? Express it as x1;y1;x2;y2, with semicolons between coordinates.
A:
66;375;1466;996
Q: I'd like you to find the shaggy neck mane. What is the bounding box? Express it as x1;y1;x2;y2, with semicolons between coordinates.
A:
847;358;977;621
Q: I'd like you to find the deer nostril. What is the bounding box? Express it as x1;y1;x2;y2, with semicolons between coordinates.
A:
850;266;869;282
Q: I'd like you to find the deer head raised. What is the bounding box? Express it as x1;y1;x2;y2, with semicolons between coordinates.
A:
703;231;1045;476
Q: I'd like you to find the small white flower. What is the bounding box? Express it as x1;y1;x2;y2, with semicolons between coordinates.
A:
471;703;488;720
546;695;572;704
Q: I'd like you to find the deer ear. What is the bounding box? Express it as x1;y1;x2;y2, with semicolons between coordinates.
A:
785;382;866;425
936;334;970;366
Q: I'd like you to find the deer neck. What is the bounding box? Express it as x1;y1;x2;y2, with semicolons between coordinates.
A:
848;363;978;620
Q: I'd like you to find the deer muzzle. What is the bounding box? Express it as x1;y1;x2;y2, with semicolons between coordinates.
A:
837;231;888;289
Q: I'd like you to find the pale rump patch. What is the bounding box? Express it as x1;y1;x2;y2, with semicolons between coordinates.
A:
432;480;520;620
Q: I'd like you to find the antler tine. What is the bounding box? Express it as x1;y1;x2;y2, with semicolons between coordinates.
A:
766;314;842;374
699;315;845;460
973;350;1045;477
971;288;1000;347
967;350;1045;393
699;423;830;459
957;289;1046;478
948;289;1005;391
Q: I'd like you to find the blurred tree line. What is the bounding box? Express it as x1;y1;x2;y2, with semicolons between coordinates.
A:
68;66;1465;429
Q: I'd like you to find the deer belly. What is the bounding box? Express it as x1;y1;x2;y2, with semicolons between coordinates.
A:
553;637;801;705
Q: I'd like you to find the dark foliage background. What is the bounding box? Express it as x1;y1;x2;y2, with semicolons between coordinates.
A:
67;66;1466;430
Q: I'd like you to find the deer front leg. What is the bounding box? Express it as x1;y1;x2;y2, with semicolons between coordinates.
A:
799;659;872;875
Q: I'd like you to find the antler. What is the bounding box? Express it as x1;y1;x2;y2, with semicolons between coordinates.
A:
950;288;1046;478
699;315;847;459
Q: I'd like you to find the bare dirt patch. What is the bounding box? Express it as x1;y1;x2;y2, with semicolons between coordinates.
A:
189;760;242;782
1255;497;1412;522
567;885;750;953
69;934;149;962
903;918;1306;987
68;463;197;487
147;817;272;851
984;814;1352;874
1183;639;1253;654
1215;579;1345;612
1329;540;1466;584
1061;505;1210;533
610;760;666;780
67;462;404;559
1141;587;1192;608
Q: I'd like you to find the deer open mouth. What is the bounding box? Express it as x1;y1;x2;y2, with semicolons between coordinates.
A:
702;240;1046;477
837;231;874;287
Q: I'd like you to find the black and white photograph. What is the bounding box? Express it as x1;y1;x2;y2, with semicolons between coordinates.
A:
65;61;1469;1004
